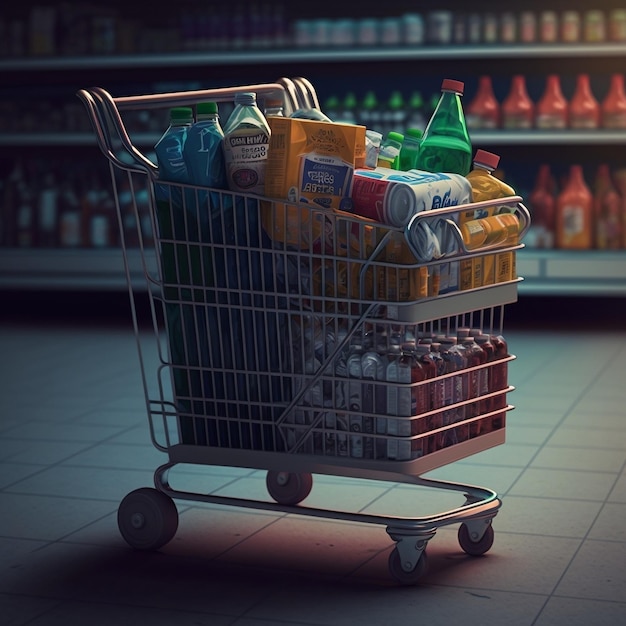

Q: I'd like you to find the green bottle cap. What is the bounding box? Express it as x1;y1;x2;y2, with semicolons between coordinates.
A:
197;102;218;115
170;107;193;121
405;128;423;140
387;131;405;143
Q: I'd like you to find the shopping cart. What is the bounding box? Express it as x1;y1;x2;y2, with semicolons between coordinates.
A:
77;78;530;585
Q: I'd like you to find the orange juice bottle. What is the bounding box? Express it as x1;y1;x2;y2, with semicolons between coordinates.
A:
461;150;518;288
556;164;593;249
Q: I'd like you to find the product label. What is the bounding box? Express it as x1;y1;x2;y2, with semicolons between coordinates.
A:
223;130;270;194
562;204;584;239
299;154;352;207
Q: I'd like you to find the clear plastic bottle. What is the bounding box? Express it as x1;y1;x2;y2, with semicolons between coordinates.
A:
222;91;271;195
414;78;472;175
398;127;422;171
183;101;227;189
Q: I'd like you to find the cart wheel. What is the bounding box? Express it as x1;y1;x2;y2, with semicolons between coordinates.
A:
458;522;495;556
266;471;313;505
388;546;429;585
117;487;178;550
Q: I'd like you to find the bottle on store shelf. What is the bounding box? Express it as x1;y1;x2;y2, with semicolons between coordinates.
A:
519;11;538;43
601;74;626;129
183;101;227;189
502;75;534;129
406;90;427;130
556;164;593;249
593;164;623;249
58;180;82;248
584;10;607;42
536;75;568;129
561;10;581;43
37;173;58;247
222;91;271;195
466;75;500;129
569;74;601;129
539;10;559;43
528;164;557;248
154;106;193;189
377;131;404;169
360;90;382;131
414;78;472;176
612;168;626;248
382;90;407;135
398;127;422;171
609;9;626;42
339;91;358;125
500;12;518;43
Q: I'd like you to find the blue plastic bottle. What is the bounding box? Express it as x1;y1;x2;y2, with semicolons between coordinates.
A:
154;106;193;203
183;101;227;189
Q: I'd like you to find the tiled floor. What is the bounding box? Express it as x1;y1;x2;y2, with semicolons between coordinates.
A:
1;295;626;625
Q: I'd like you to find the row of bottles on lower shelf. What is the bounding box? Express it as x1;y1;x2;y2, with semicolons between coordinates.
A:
1;155;626;253
0;158;152;249
525;163;626;250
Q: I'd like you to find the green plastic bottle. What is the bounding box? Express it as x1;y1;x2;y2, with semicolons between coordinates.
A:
414;78;472;175
377;131;404;169
398;127;423;171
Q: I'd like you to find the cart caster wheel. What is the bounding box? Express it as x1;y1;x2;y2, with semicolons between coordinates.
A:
118;487;178;551
458;522;495;556
266;471;313;506
388;546;429;585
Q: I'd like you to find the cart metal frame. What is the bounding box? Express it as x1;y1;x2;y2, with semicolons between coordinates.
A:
77;78;529;584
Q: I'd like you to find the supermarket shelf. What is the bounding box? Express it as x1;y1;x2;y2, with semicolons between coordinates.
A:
4;130;626;148
517;248;626;296
0;247;157;291
1;43;625;73
2;247;625;296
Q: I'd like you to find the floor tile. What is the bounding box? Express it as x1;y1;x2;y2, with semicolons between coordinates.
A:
534;596;626;626
507;468;617;501
555;540;626;602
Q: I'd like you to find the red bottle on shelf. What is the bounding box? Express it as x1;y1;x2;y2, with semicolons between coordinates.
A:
536;74;568;129
556;164;593;249
569;74;600;129
593;164;623;249
501;75;534;129
529;164;557;248
466;75;501;129
601;73;626;129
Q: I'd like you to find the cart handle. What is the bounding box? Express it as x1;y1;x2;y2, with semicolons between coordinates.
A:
76;81;299;176
404;197;531;260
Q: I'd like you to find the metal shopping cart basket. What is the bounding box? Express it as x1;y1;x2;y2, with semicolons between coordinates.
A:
77;78;530;585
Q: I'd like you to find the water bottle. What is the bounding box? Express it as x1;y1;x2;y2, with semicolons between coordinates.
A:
222;92;271;195
183;101;227;189
154;106;193;203
414;78;472;175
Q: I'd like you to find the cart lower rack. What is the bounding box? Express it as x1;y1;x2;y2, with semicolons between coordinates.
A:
78;79;528;585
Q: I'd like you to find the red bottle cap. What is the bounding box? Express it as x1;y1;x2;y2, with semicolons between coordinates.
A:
442;79;465;94
474;149;500;170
